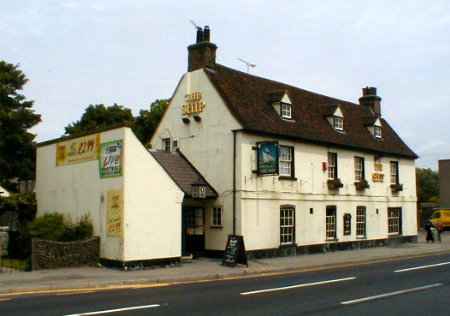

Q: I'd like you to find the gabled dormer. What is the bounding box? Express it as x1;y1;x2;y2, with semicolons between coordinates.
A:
368;117;383;140
327;105;344;133
269;91;293;120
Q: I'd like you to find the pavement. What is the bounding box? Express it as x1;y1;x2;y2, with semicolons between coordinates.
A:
2;252;450;315
1;231;450;296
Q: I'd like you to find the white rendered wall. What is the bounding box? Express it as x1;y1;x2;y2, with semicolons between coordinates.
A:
35;128;125;260
122;129;184;261
238;132;417;251
150;69;242;251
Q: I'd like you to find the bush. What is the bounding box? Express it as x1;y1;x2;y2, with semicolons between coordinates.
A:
29;213;94;242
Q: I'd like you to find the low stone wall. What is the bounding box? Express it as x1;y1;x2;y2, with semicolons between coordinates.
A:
0;227;9;257
31;237;100;270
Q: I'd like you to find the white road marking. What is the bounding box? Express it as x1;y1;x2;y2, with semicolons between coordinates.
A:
394;261;450;273
64;304;160;316
240;276;356;296
341;283;443;305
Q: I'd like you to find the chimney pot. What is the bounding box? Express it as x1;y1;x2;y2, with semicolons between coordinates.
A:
196;27;203;44
203;25;210;42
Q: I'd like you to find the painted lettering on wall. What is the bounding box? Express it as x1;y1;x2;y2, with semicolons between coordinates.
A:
106;190;123;237
182;92;206;116
56;134;100;166
372;160;384;182
99;140;123;178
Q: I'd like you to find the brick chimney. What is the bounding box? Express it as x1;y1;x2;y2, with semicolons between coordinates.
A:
359;87;382;116
187;25;217;72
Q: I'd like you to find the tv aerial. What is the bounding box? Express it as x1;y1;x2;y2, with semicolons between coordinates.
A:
190;19;201;30
237;58;256;73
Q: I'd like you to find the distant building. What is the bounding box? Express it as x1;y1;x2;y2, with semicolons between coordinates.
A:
439;160;450;208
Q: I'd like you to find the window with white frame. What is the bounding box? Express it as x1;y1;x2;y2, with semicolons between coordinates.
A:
333;116;344;131
326;206;337;240
211;207;223;227
356;206;366;238
162;138;171;152
390;161;399;184
328;152;338;180
280;206;295;245
279;146;294;177
280;103;292;119
354;157;365;182
374;126;382;139
388;208;401;235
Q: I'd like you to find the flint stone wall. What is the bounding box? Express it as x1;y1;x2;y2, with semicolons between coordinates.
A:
32;237;100;270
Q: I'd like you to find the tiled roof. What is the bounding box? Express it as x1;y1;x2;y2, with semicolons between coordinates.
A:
205;64;417;159
150;150;218;199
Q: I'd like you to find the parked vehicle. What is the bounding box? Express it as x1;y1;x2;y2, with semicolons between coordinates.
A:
430;209;450;232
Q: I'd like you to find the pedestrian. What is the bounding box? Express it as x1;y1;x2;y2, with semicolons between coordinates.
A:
425;220;434;243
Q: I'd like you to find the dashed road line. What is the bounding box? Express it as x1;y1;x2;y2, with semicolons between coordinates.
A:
341;283;443;305
64;304;161;316
394;261;450;273
240;276;356;296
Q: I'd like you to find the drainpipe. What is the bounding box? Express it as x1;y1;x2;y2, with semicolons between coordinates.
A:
232;130;237;235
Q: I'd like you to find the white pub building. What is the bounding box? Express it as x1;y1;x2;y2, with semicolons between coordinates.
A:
36;27;418;266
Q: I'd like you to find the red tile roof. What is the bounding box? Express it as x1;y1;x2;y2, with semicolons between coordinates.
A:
205;64;417;159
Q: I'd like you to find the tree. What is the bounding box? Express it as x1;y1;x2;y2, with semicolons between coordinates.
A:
0;61;41;188
416;168;440;203
64;103;134;136
133;99;168;145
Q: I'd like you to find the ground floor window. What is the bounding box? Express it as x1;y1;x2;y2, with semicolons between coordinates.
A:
356;206;366;238
388;207;402;235
211;207;223;227
280;206;295;245
326;206;337;240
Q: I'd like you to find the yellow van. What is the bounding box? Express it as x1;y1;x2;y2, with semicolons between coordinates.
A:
430;209;450;231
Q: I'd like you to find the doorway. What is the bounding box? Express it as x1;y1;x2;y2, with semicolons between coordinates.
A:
182;207;205;257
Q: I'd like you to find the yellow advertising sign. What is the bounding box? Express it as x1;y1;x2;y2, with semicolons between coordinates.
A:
106;190;123;237
56;134;100;166
182;92;206;116
372;173;384;182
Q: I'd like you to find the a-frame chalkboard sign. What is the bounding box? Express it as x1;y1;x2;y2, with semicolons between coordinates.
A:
222;235;248;267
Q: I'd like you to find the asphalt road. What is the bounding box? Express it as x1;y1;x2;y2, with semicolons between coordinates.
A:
1;253;450;316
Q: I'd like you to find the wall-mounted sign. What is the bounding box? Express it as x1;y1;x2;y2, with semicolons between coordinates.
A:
182;92;206;116
56;134;100;166
257;142;279;175
372;159;384;182
99;140;123;178
106;190;123;237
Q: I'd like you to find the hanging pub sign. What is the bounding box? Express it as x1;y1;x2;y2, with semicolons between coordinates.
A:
56;134;100;166
372;158;384;182
222;235;247;267
257;141;279;175
182;92;206;116
99;140;123;178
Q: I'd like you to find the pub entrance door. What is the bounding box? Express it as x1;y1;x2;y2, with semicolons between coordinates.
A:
182;207;205;257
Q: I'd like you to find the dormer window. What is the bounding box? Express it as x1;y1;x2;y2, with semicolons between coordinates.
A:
280;103;292;119
333;117;344;131
374;126;382;139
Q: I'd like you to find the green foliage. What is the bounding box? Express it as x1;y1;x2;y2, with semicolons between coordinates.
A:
0;61;41;187
29;213;94;242
0;192;37;223
64;103;134;136
133;99;169;145
416;168;440;202
64;99;168;146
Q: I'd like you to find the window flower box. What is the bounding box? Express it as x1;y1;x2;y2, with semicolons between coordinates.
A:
390;183;403;193
354;180;370;191
327;178;343;190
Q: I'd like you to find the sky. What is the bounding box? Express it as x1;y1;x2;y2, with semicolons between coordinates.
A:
1;1;449;169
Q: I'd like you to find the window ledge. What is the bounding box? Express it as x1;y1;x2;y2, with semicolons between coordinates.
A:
326;238;339;242
210;225;223;229
279;176;298;181
356;236;366;240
